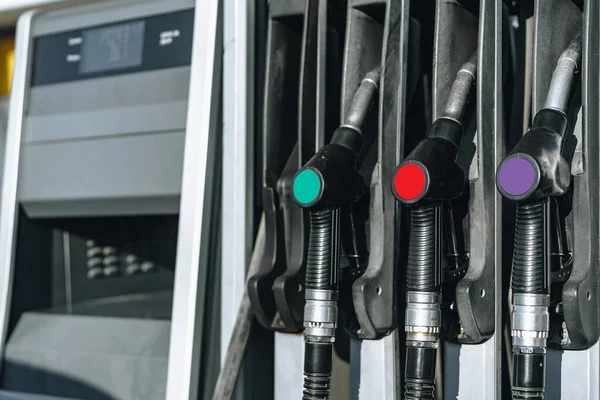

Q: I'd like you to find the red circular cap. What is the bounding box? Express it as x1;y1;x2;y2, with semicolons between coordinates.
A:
394;163;427;201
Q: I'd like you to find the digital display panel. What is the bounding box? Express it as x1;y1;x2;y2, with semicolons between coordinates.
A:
32;9;194;86
79;21;145;74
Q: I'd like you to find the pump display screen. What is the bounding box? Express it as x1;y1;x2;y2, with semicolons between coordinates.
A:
79;21;145;74
31;9;194;86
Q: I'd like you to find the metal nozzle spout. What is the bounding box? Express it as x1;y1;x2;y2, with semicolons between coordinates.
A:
344;66;381;130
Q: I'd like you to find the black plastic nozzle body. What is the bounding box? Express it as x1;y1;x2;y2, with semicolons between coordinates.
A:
392;118;466;206
293;126;366;210
497;109;571;202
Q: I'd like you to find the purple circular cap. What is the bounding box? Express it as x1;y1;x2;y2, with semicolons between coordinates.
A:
498;157;537;196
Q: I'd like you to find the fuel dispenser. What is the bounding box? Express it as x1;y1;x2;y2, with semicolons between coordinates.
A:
391;0;516;397
249;0;424;398
247;0;510;398
215;0;600;398
246;0;349;397
0;1;223;399
497;0;600;398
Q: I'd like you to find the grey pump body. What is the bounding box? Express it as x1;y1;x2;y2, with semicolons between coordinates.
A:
0;1;215;400
20;0;194;218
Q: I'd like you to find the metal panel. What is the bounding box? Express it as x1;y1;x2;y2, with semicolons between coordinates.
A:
0;9;39;376
457;0;503;396
272;0;331;397
0;1;221;399
334;0;411;396
447;336;500;398
165;0;221;398
270;0;304;18
20;130;185;217
274;333;304;398
4;312;170;400
25;102;188;142
27;66;190;119
558;345;600;400
558;0;600;397
32;0;195;36
356;335;399;400
221;0;255;368
443;0;504;398
0;97;9;195
349;0;408;396
14;0;196;218
0;391;76;400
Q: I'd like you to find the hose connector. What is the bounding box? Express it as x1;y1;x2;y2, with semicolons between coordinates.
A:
405;292;442;343
304;289;338;341
511;293;550;350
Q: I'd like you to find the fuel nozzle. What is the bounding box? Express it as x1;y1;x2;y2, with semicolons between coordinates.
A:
392;51;476;206
497;108;571;202
292;67;380;400
392;117;466;205
391;53;476;400
293;68;379;210
496;29;581;400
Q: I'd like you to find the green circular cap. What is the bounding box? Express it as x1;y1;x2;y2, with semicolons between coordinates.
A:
293;169;322;205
